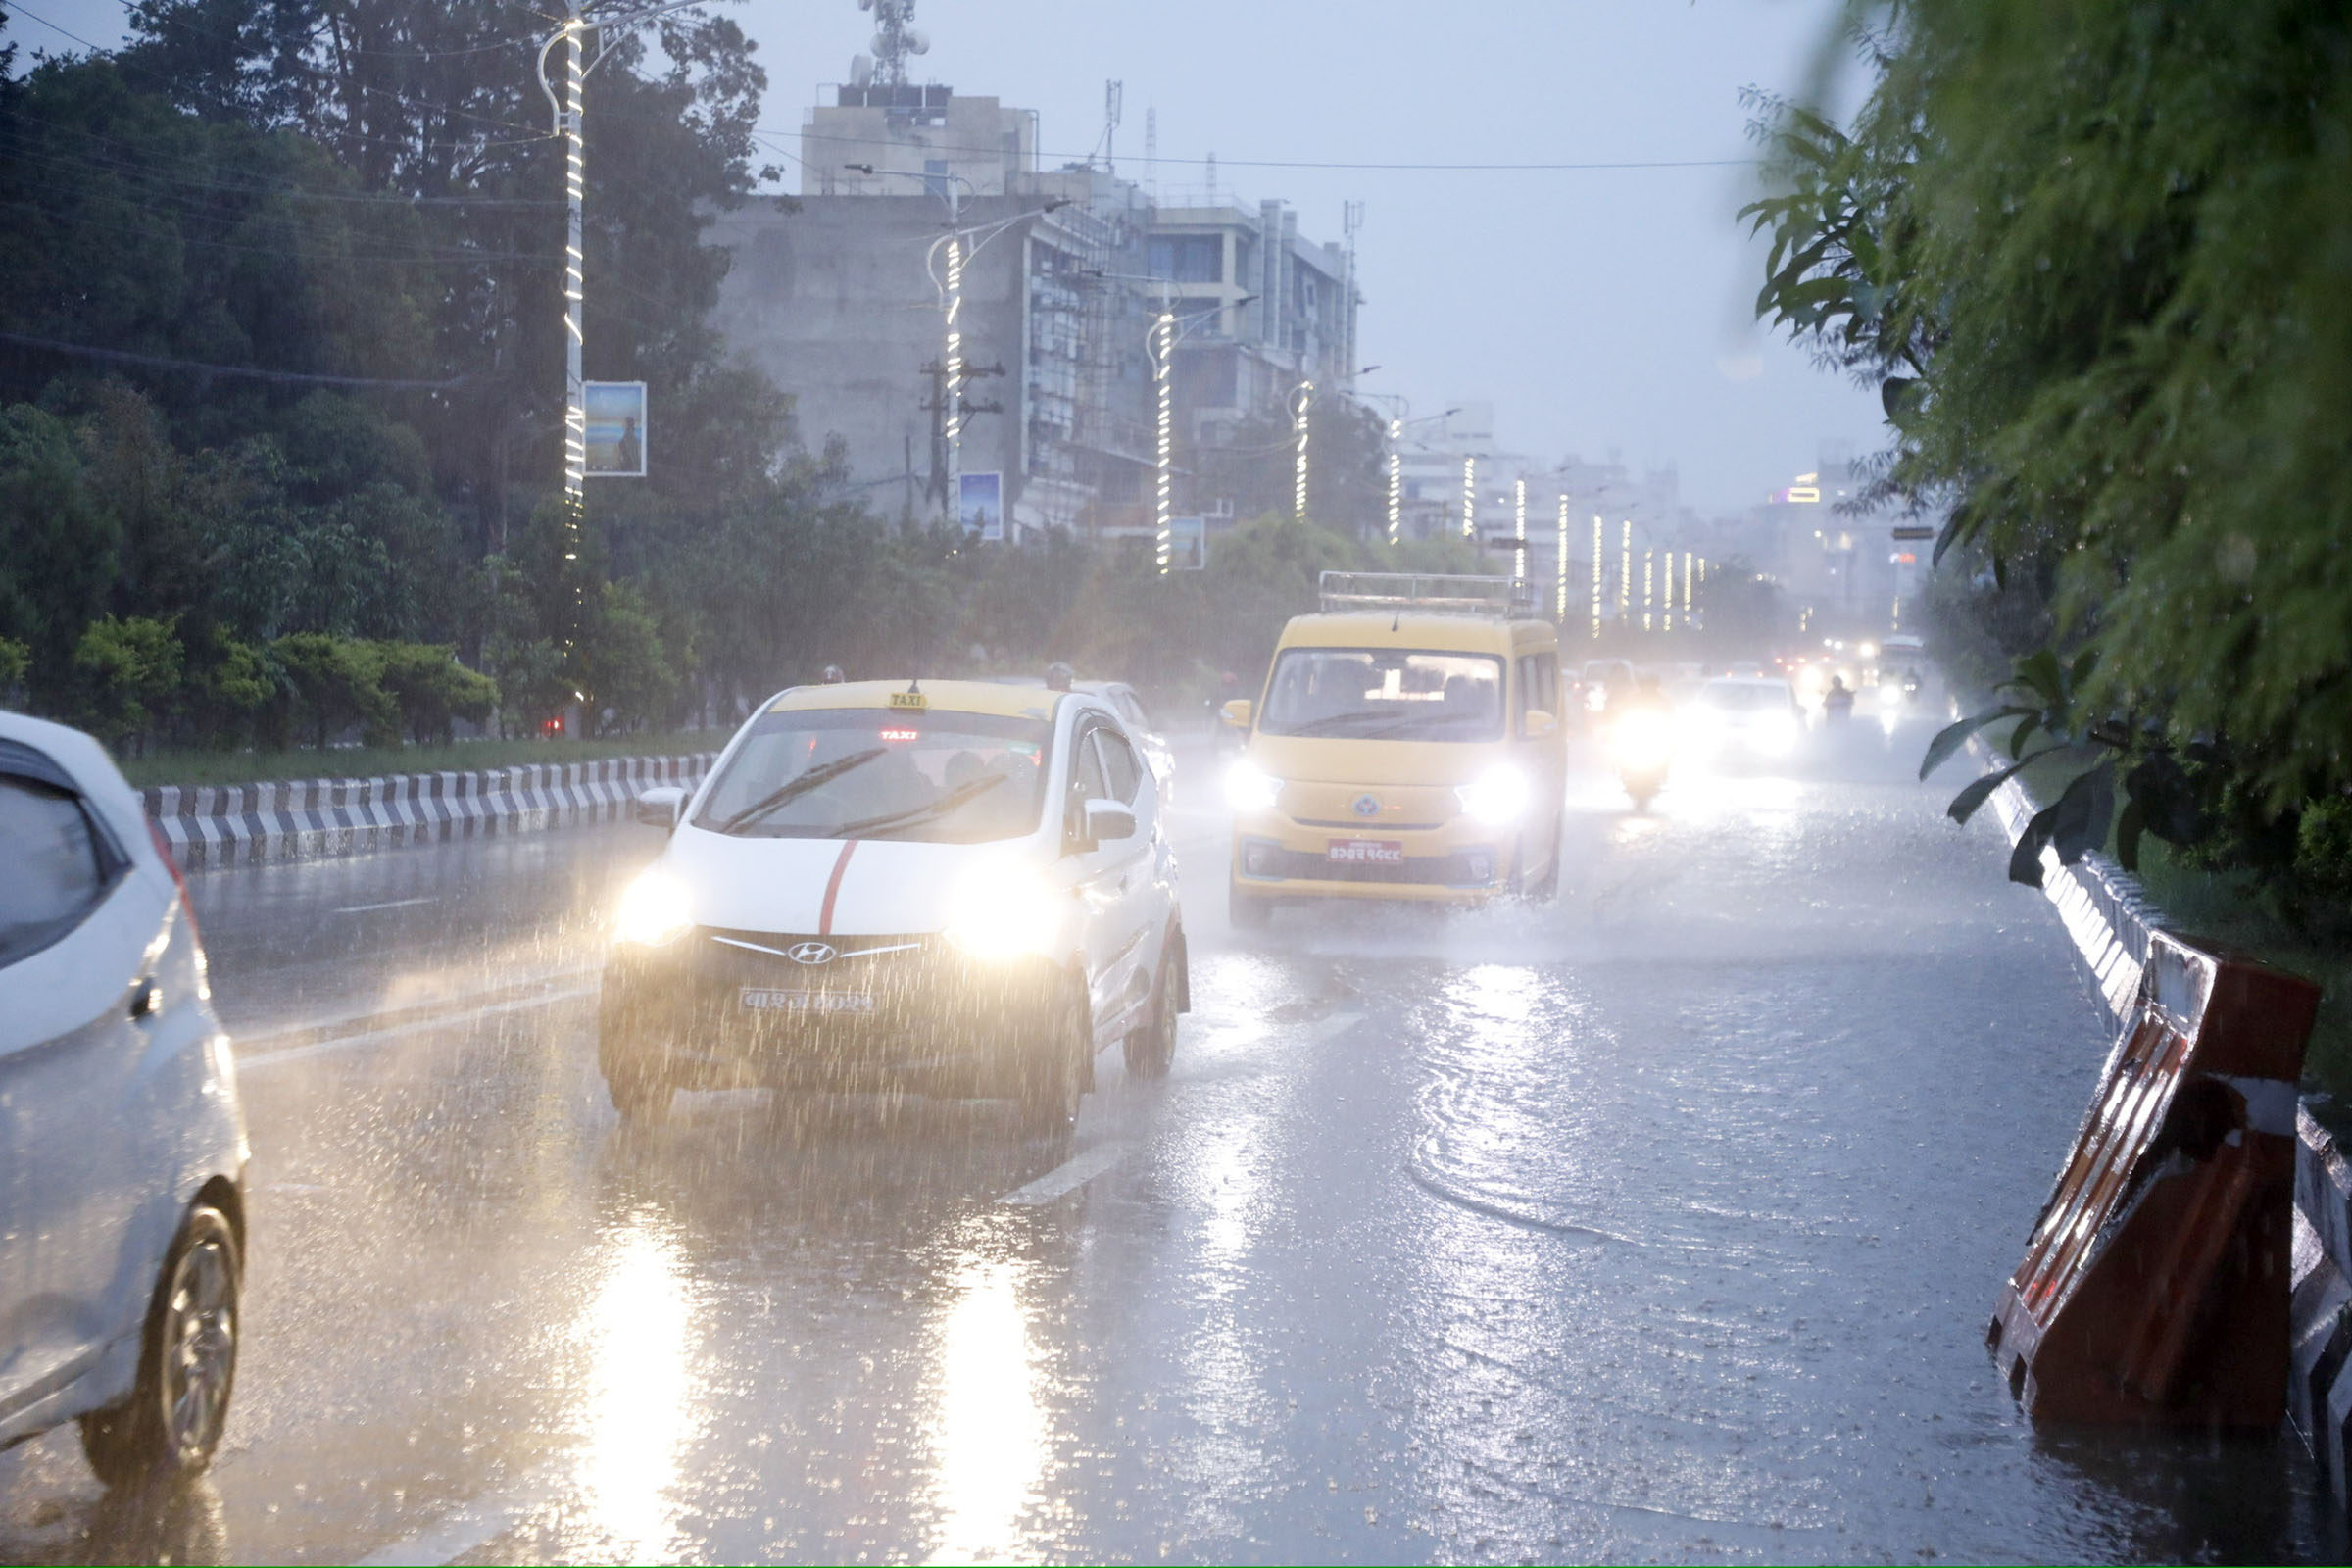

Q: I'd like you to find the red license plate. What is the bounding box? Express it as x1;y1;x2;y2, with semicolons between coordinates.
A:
1327;838;1404;864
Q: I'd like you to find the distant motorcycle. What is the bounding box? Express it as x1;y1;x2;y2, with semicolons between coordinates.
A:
1610;708;1675;809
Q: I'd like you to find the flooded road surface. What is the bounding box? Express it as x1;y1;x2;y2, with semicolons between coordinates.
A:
2;715;2339;1563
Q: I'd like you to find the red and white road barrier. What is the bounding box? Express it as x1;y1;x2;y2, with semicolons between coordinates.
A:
141;752;715;869
1974;743;2352;1491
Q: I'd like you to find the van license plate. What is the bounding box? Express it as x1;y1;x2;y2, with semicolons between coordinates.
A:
1327;839;1404;864
739;988;874;1014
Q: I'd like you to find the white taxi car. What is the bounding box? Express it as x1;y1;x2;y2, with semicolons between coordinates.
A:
600;679;1187;1133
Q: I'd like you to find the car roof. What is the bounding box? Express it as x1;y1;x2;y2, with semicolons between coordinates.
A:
761;679;1069;720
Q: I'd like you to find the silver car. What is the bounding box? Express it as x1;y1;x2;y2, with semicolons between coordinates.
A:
0;712;248;1484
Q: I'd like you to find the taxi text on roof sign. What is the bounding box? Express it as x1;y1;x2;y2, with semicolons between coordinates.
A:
889;690;928;710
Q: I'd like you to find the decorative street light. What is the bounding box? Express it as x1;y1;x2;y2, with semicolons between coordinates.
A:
1513;478;1528;582
1293;380;1315;521
1619;519;1633;623
1142;295;1251;573
1590;513;1603;640
1555;495;1571;622
1461;457;1477;541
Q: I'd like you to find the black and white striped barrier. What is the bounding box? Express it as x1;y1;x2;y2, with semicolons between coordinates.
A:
141;752;716;869
1974;744;2352;1499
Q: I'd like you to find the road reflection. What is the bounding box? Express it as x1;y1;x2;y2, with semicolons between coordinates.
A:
924;1239;1045;1563
571;1209;701;1561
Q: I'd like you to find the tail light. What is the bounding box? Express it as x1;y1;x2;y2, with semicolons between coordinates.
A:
146;815;200;946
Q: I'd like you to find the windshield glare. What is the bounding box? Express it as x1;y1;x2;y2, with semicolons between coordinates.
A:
1260;649;1505;742
695;710;1051;841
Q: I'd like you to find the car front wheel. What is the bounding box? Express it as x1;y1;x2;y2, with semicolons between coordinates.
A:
1124;940;1182;1080
1015;986;1088;1137
81;1201;240;1488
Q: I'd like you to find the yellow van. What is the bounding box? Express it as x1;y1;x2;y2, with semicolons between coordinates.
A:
1220;573;1566;925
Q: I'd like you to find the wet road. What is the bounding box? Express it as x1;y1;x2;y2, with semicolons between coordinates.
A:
2;716;2341;1564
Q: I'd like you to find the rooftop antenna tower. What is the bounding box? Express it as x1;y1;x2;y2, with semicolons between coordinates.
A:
1145;106;1158;203
858;0;927;88
1099;79;1123;173
1205;151;1217;203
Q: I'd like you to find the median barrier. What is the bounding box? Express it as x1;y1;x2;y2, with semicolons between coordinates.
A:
142;751;715;868
1969;736;2352;1494
1988;932;2316;1423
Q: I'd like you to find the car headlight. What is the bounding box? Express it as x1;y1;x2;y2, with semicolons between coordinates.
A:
1454;764;1531;824
614;869;692;947
1224;760;1282;812
1876;681;1906;710
943;862;1068;961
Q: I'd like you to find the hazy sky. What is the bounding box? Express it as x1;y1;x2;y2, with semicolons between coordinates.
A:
24;0;1882;514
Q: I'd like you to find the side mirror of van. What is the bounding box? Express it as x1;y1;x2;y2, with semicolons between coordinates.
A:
1522;710;1560;739
634;786;685;828
1219;698;1253;732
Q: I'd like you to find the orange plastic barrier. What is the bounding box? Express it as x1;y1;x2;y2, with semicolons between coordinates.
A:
1989;931;2318;1424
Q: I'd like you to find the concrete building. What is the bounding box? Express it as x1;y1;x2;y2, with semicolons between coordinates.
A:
709;78;1363;544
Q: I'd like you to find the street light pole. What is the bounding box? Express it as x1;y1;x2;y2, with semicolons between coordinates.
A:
1388;417;1404;547
1513;477;1527;582
1461;457;1476;541
1555;495;1570;622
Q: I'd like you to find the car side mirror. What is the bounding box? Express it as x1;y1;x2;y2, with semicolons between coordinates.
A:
634;786;685;828
1219;698;1252;732
1083;799;1137;843
1522;710;1559;738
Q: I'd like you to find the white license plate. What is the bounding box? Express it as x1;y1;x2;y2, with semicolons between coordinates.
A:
1327;838;1404;864
738;987;874;1015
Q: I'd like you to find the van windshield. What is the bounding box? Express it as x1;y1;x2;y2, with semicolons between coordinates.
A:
1259;649;1505;742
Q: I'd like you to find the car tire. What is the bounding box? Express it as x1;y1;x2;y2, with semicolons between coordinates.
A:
80;1201;240;1489
1016;987;1088;1138
598;1009;674;1123
1124;942;1181;1080
1228;879;1272;929
605;1068;673;1123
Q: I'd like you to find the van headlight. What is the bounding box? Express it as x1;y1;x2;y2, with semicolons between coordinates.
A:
944;863;1067;961
614;869;693;947
1224;760;1282;812
1454;765;1530;825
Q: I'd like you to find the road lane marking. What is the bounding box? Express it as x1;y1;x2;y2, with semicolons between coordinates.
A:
237;984;598;1071
999;1140;1131;1204
333;897;439;913
352;1486;549;1567
220;960;601;1052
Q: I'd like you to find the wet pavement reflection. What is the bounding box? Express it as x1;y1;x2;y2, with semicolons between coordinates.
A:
1;715;2342;1563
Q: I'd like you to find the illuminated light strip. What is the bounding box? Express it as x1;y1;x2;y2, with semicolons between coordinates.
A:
1461;457;1476;540
1555;495;1570;620
1619;519;1631;619
1513;478;1527;582
1154;312;1174;573
1387;418;1403;548
1590;513;1603;640
1684;550;1694;615
1642;550;1654;632
1293;379;1313;519
944;237;964;444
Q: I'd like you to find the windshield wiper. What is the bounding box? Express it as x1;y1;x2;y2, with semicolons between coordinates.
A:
713;748;886;834
828;772;1007;839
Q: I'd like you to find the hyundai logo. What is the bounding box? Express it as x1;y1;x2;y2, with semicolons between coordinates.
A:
787;941;838;965
1352;794;1382;818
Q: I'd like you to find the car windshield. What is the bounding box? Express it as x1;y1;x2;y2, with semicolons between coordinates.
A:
1259;649;1505;742
694;709;1051;842
1700;681;1792;711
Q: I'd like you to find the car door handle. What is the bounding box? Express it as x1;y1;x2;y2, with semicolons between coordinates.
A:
128;978;161;1019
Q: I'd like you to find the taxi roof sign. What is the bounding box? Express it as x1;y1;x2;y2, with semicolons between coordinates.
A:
888;689;928;710
1317;571;1538;618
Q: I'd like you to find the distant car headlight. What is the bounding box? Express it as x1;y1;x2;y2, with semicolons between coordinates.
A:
1875;681;1906;711
943;862;1068;961
614;869;692;947
1454;764;1531;824
1224;760;1282;812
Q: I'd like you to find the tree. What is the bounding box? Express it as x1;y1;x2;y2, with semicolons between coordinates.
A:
1745;0;2352;888
375;642;498;745
72;615;185;753
273;631;397;749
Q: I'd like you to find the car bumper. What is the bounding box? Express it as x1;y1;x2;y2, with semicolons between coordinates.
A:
601;929;1065;1094
1228;812;1514;902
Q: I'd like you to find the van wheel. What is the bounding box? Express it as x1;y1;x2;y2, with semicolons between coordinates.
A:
1229;880;1272;929
1523;813;1562;902
81;1202;240;1488
1124;943;1182;1079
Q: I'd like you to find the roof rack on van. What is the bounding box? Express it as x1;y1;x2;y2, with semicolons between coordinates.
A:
1316;571;1539;617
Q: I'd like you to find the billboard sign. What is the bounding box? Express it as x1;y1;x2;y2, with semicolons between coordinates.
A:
958;471;1004;541
583;381;647;477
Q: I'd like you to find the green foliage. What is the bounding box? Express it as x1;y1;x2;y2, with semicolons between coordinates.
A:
272;631;398;750
0;635;28;703
71;615;184;751
374;642;499;746
1749;0;2352;913
574;583;674;736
